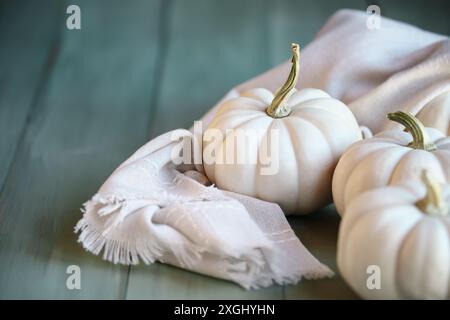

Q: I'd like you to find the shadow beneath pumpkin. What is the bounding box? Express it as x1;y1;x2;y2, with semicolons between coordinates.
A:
286;205;359;299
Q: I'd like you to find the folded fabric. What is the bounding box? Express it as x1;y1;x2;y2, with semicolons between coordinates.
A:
76;129;333;289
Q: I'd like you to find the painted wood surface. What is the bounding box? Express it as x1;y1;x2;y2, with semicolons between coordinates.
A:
0;0;448;299
0;0;162;299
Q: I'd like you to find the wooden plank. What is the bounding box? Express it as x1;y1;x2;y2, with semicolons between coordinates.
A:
126;0;283;299
127;264;282;300
147;0;274;136
0;0;162;299
2;0;446;300
0;0;61;191
376;0;450;35
268;0;365;63
285;206;359;299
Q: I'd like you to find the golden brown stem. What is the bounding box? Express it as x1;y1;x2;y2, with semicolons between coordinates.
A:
387;111;437;151
266;43;300;118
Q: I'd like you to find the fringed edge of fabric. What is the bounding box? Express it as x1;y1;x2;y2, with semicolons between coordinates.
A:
75;194;334;290
244;260;334;290
75;217;160;265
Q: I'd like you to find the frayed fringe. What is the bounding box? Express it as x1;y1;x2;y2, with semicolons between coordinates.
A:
75;218;162;265
75;193;334;290
75;199;207;268
269;264;334;289
303;266;335;280
244;263;334;290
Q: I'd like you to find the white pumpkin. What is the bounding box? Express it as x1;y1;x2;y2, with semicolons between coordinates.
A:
203;44;362;214
338;172;450;299
416;91;450;136
332;111;450;216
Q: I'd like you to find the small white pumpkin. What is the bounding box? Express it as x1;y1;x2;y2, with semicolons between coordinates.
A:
416;91;450;136
333;111;450;216
203;44;362;214
338;171;450;299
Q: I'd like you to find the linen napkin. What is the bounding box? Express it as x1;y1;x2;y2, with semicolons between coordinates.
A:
76;129;333;289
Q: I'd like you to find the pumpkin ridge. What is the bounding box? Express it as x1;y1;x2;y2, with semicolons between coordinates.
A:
340;138;394;158
340;145;403;190
389;148;446;188
211;106;265;127
342;202;418;268
342;187;395;231
343;146;409;212
434;136;450;148
344;190;416;237
373;135;414;146
254;118;281;202
291;108;357;155
436;140;450;149
285;116;334;211
333;142;397;212
232;114;272;132
341;205;417;298
290;106;357;125
210;111;266;131
377;207;423;298
207;115;269;184
216;97;267;115
214;113;268;139
241;88;275;105
290;99;353;124
440;219;450;300
218;106;265;116
288;115;334;161
282;118;304;210
216;115;272;195
432;150;450;182
394;216;441;299
387;208;423;298
206;114;264;148
433;150;450;183
387;148;420;187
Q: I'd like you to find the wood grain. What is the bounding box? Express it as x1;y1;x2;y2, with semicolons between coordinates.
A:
377;0;450;35
0;0;448;299
285;207;359;299
0;0;61;191
0;0;162;298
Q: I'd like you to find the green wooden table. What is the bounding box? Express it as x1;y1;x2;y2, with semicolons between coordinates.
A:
0;0;448;299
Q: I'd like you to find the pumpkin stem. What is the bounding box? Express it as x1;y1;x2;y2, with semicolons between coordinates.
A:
266;43;300;118
386;111;437;151
416;171;448;216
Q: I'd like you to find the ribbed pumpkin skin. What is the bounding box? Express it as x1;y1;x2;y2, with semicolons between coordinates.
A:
338;183;450;300
332;128;450;216
203;88;362;215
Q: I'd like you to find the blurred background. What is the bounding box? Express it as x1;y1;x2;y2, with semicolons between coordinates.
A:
0;0;449;299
